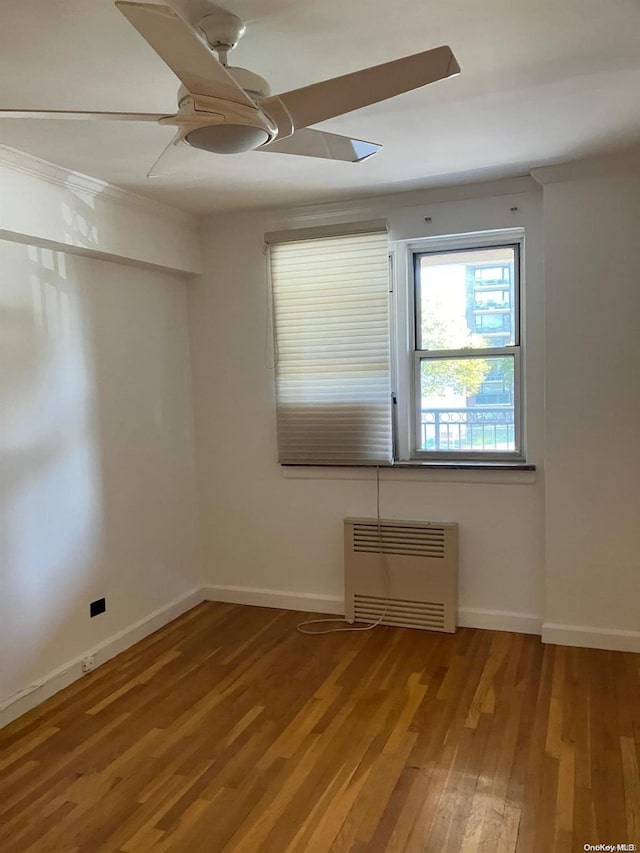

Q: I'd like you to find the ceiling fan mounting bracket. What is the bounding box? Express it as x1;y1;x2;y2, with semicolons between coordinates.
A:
197;9;246;66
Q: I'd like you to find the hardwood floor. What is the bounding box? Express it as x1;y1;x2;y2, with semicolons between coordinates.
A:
1;602;638;852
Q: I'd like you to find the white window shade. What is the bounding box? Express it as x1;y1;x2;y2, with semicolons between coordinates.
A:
270;229;392;465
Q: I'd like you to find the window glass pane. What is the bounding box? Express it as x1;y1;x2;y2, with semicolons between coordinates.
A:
416;246;516;350
419;355;516;453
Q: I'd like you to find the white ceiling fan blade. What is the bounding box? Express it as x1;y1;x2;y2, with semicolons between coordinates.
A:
115;2;255;107
260;128;380;162
146;131;188;177
263;45;460;131
0;109;165;121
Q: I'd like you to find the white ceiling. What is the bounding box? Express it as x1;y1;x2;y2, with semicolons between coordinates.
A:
1;0;639;215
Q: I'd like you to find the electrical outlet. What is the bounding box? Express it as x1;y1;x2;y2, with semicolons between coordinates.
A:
90;597;106;617
81;655;96;674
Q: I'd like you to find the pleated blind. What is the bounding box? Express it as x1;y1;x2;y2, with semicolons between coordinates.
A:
269;227;392;465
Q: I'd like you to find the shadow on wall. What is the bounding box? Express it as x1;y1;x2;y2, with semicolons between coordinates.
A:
1;181;198;708
0;236;105;704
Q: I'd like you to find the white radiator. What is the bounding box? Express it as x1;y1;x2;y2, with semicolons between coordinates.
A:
344;517;458;633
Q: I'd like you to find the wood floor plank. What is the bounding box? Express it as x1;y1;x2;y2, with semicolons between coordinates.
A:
0;602;637;853
620;735;640;841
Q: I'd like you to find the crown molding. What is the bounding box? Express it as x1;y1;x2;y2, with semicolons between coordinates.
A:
0;144;197;226
531;148;640;186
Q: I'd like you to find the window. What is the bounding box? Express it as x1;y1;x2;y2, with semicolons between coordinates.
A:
394;234;524;461
268;224;525;467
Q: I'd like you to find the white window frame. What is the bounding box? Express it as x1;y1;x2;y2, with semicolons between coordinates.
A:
391;228;526;463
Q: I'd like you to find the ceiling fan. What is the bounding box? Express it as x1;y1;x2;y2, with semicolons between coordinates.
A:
0;1;460;175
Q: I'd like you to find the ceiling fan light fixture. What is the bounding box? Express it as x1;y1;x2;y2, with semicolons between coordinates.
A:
184;123;270;154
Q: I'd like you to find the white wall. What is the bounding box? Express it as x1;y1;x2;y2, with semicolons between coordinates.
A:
0;240;200;710
190;180;546;632
540;165;640;649
0;149;202;724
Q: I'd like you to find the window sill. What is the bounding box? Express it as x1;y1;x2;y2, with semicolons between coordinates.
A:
281;462;537;485
392;461;534;471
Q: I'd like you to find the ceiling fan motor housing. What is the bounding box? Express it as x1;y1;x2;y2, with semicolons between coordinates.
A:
226;67;271;100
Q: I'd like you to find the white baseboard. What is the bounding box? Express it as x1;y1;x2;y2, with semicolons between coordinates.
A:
541;622;640;653
6;587;635;730
458;607;542;635
203;586;542;635
201;584;344;615
0;588;202;729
